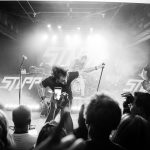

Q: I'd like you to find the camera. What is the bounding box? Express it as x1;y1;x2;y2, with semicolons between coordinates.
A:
54;87;62;100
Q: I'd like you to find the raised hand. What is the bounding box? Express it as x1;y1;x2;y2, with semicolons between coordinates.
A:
78;104;85;127
34;108;85;150
73;104;88;140
121;92;134;104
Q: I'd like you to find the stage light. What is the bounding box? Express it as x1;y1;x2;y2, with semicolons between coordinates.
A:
4;104;40;111
101;13;105;18
57;25;62;30
5;104;19;110
47;24;51;28
77;27;80;31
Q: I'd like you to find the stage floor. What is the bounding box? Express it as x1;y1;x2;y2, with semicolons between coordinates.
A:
5;110;79;136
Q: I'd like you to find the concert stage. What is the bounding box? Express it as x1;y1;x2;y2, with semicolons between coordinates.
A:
6;109;79;136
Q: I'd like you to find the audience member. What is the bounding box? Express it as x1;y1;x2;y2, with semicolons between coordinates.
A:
112;114;150;150
73;104;88;140
34;109;85;150
36;120;67;147
131;92;150;121
0;110;15;150
84;93;125;150
12;105;37;150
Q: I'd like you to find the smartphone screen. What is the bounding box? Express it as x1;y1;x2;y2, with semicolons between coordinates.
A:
54;87;62;100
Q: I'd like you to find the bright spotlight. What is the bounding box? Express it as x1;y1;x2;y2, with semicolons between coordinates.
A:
57;25;62;29
47;24;51;28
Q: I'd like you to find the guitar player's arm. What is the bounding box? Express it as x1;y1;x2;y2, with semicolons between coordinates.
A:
81;63;105;73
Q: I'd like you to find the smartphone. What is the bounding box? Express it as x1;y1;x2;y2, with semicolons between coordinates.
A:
54;87;62;100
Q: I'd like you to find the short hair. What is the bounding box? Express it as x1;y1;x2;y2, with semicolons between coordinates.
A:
36;120;67;146
86;93;121;138
12;105;31;128
52;66;67;79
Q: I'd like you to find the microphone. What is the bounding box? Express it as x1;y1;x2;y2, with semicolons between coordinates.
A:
102;63;105;68
22;55;28;60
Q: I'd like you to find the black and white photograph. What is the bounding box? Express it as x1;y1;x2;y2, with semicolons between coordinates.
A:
0;0;150;150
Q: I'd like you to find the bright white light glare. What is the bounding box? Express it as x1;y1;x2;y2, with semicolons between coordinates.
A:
51;34;57;43
87;35;92;41
87;34;106;44
57;25;62;29
23;31;50;54
90;27;93;32
73;34;81;45
94;34;101;42
85;34;109;62
65;34;71;42
47;24;51;28
4;104;40;110
42;33;49;41
71;106;81;112
77;27;80;30
5;104;19;109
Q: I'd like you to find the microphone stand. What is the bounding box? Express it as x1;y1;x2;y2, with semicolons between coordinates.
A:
19;57;25;105
97;63;105;92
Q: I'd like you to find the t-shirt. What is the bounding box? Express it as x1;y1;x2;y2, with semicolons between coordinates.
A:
12;133;37;150
144;64;150;79
42;71;79;102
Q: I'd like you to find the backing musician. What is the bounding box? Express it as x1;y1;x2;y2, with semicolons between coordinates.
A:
141;64;150;93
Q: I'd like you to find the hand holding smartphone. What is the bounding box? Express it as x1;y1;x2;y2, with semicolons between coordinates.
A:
34;108;85;150
54;87;62;100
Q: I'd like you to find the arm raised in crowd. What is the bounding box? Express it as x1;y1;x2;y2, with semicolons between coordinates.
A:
73;104;88;140
34;108;85;150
